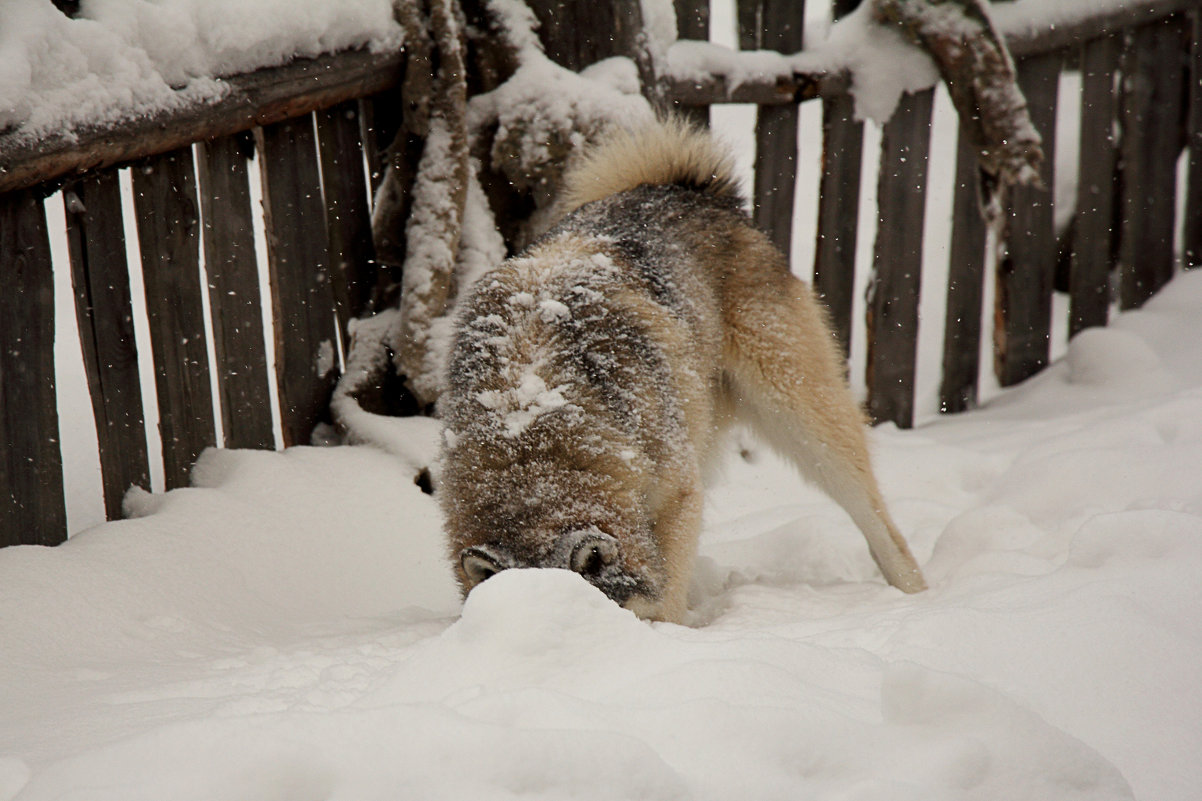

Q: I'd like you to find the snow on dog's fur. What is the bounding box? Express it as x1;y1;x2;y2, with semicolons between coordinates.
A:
439;117;925;622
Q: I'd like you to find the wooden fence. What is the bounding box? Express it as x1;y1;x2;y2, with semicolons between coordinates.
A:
2;0;1200;547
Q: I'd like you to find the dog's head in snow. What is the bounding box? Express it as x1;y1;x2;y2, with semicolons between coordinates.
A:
436;241;673;618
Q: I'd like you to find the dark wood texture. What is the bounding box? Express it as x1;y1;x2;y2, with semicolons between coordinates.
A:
317;101;376;325
1187;9;1202;269
256;117;337;448
1118;16;1187;309
669;0;1195;108
63;170;150;518
361;91;406;194
526;0;645;72
1070;35;1121;337
739;0;805;255
196;132;276;451
812;0;864;359
132;148;217;488
0;48;404;195
813;90;863;359
1006;0;1197;59
673;0;712;127
939;125;989;414
994;52;1060;388
0;190;67;545
866;88;934;429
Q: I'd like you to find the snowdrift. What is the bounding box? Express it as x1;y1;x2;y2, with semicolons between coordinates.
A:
3;271;1202;800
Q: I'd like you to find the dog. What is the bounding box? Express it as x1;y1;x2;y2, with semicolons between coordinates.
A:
438;117;926;622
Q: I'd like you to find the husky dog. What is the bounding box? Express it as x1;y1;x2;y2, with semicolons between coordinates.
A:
438;118;926;622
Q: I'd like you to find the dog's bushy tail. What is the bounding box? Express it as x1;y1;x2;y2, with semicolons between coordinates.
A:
558;116;743;215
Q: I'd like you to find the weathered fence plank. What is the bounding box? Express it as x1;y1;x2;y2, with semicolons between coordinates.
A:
1188;9;1202;269
1070;34;1121;337
813;91;863;360
994;52;1060;388
739;0;804;255
317;101;376;325
1118;16;1188;309
0;48;404;197
63;170;150;518
866;88;934;429
673;0;711;127
196;132;276;451
361;91;406;195
256;116;338;448
939;124;989;415
0;190;67;546
812;0;866;361
132;148;218;489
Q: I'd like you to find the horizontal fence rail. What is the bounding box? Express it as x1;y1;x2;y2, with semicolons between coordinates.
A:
2;0;1200;547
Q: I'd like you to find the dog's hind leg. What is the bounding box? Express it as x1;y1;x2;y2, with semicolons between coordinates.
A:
720;261;927;594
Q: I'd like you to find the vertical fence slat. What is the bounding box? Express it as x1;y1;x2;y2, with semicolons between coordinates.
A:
1187;9;1202;269
866;88;934;429
994;52;1060;388
1177;10;1197;268
813;90;863;359
812;0;864;361
939;124;989;415
257;115;337;448
1070;34;1122;337
1118;16;1188;309
196;132;276;451
132;148;217;488
0;190;67;545
738;0;804;255
63;170;150;518
361;92;405;195
674;0;711;127
317;101;376;326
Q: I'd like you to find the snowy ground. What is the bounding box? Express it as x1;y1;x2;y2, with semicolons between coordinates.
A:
3;268;1202;799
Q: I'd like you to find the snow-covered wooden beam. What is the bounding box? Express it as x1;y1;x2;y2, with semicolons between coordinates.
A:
0;47;403;196
667;0;1198;108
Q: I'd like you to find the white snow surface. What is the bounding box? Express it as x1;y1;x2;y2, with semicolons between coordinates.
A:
5;270;1202;798
0;0;401;138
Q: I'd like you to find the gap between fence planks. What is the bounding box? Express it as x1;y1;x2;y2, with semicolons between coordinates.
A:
64;170;151;517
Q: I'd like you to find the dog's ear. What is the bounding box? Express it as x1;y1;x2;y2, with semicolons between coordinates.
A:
460;545;507;586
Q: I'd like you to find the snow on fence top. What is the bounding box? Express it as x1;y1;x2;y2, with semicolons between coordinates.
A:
0;0;402;141
2;0;1193;166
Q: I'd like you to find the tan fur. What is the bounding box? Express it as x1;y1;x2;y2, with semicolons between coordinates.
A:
439;118;925;623
557;116;742;216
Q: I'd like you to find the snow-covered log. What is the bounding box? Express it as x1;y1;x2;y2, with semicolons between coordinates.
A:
870;0;1042;211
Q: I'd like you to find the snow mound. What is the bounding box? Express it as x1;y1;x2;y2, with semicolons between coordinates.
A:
454;568;640;649
1065;327;1172;392
880;664;1132;799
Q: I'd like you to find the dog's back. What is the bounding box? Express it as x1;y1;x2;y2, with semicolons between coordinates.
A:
440;118;926;622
